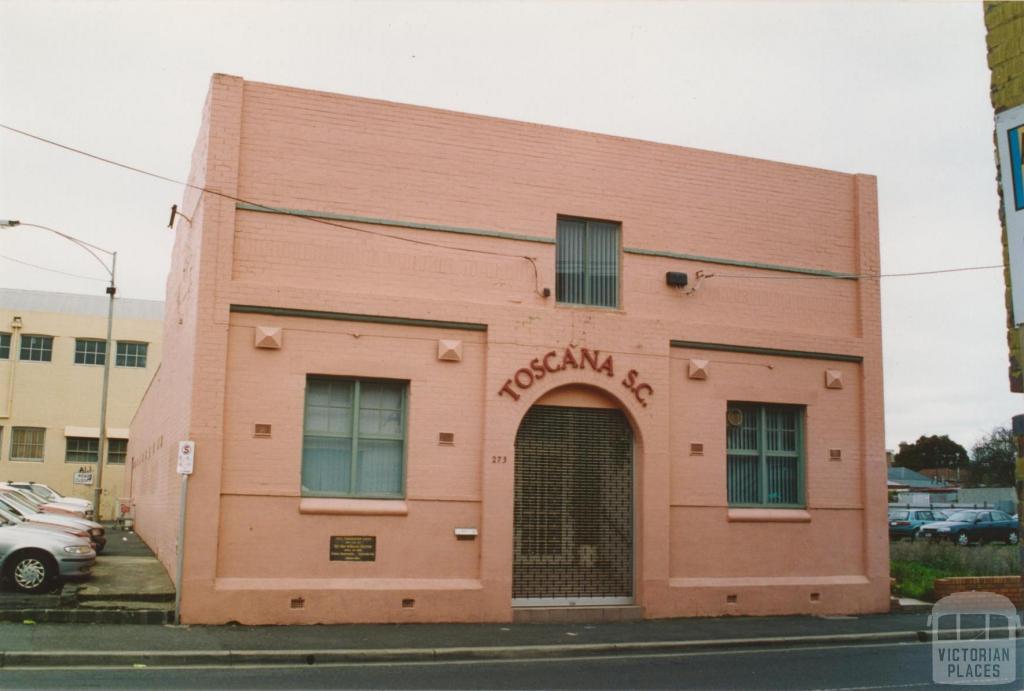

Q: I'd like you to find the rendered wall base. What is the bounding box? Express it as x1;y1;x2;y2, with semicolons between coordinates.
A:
176;576;891;625
643;576;891;619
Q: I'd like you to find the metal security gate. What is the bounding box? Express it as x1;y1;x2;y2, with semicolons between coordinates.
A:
512;405;634;606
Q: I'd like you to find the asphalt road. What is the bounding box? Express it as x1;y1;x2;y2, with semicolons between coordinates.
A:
2;639;1021;690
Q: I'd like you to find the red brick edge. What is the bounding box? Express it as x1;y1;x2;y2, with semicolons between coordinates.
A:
932;576;1023;607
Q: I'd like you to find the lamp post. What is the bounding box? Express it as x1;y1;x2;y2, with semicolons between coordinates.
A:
0;220;116;520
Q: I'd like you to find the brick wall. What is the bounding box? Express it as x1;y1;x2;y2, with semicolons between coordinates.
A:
129;74;889;623
933;575;1023;607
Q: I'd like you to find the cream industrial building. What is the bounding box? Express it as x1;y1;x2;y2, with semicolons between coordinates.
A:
0;288;162;518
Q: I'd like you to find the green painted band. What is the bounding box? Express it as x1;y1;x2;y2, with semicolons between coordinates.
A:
236;203;857;280
670;339;863;363
236;203;555;246
230;304;488;332
624;247;858;280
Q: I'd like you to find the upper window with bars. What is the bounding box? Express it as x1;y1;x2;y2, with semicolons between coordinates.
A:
726;403;805;508
555;217;621;309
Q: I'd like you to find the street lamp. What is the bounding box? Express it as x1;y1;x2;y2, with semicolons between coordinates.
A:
0;219;116;520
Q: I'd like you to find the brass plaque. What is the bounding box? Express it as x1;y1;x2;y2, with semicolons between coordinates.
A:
330;536;376;562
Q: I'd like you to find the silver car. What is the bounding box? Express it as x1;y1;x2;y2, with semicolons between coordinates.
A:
0;513;95;592
0;492;107;553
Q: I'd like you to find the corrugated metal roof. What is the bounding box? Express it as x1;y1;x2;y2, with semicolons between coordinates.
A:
0;288;163;321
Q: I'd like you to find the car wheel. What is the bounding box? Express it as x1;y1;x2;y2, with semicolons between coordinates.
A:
910;529;919;542
7;550;55;593
1008;531;1019;546
956;531;970;546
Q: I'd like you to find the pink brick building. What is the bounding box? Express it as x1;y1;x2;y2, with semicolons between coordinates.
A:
127;74;888;624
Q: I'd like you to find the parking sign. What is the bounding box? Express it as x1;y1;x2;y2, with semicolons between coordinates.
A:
177;441;195;475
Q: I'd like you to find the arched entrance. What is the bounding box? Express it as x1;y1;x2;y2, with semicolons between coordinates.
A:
512;401;634;606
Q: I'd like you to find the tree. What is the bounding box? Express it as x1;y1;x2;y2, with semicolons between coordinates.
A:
894;435;969;473
966;426;1016;487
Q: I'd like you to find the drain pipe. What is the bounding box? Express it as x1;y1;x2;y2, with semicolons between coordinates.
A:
1;317;21;419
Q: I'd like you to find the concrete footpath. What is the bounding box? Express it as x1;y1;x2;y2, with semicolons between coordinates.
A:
0;612;935;668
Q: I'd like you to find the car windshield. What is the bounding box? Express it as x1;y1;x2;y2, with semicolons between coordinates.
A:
23;485;56;501
0;493;39;516
0;507;24;523
946;511;979;522
889;511;909;520
11;490;45;508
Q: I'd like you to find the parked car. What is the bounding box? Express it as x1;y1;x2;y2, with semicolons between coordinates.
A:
8;482;93;516
888;509;939;540
0;491;106;553
918;510;1020;546
931;509;952;521
0;485;90;520
0;511;95;593
0;505;93;546
889;509;930;539
0;487;90;520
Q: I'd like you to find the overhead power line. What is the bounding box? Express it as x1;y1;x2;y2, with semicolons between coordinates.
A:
0;123;545;296
0;122;1004;285
709;264;1003;281
0;253;108;282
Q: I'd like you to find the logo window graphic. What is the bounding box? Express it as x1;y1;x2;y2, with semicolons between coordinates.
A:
1009;125;1024;212
929;592;1019;686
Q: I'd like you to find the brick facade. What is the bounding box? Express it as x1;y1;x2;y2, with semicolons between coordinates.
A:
128;75;889;624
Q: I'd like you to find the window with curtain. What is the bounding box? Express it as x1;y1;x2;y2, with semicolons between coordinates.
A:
555;217;621;308
11;427;45;462
726;403;804;507
301;377;407;498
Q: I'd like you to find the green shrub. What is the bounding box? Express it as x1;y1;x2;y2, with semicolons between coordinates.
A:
890;561;950;600
890;542;1019;600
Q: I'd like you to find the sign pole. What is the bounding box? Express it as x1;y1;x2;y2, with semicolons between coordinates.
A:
173;440;195;625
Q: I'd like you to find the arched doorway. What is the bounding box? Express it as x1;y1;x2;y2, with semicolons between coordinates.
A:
512;402;634;606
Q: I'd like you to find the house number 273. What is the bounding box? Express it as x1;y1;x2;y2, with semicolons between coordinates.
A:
490;455;508;464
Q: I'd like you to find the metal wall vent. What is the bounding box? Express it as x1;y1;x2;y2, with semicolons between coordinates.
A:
439;432;455;445
254;424;272;438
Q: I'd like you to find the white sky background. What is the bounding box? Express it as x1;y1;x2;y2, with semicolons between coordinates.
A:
0;0;1018;452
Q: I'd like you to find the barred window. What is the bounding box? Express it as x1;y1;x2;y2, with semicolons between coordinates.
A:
65;437;99;464
74;339;106;365
726;403;804;507
11;428;45;462
302;377;406;498
116;342;148;368
555;217;620;308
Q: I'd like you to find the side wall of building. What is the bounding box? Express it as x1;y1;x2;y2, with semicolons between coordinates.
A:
0;300;161;518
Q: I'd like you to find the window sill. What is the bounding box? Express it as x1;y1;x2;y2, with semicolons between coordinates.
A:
299;498;408;516
727;508;811;523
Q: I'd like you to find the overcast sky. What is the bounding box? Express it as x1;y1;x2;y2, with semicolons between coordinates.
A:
0;0;1018;453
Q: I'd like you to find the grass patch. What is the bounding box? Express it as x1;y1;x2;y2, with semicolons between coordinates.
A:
890;542;1019;601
